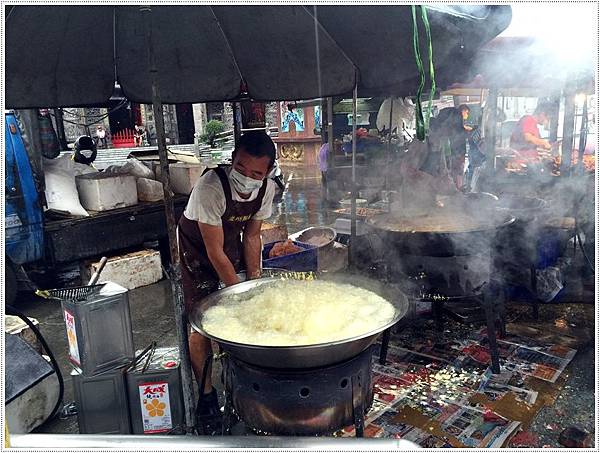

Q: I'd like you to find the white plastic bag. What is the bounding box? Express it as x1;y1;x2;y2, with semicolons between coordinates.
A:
43;155;95;217
535;267;563;303
105;157;155;180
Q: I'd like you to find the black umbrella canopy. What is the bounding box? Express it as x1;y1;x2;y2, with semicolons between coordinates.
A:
5;5;511;108
313;5;511;96
6;5;356;107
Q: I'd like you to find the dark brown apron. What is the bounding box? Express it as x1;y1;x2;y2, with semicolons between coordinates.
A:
178;167;267;313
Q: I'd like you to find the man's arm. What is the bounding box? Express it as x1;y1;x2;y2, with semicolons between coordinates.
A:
243;219;263;280
523;132;551;149
198;222;239;287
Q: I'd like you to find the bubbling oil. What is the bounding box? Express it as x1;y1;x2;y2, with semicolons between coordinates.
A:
202;280;396;346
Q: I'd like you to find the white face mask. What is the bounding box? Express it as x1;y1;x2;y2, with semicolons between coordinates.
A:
230;167;264;194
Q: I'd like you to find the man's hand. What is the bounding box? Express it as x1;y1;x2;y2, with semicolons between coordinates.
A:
524;132;551;150
198;222;239;287
243;219;263;280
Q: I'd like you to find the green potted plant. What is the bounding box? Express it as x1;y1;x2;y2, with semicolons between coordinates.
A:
201;120;225;148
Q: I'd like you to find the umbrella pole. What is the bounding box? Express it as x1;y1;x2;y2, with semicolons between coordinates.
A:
327;97;334;170
485;87;499;175
349;77;358;266
141;6;196;433
386;97;394;190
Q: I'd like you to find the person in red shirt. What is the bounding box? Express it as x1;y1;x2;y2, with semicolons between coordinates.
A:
510;103;553;158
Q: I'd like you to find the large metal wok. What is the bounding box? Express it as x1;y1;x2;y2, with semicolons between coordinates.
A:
189;274;408;369
366;198;516;257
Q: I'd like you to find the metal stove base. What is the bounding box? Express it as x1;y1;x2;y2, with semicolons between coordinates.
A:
222;347;375;437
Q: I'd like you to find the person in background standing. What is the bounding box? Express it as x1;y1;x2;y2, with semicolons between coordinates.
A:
95;125;108;149
458;104;473;132
458;105;486;192
318;132;329;200
429;107;467;190
134;124;146;147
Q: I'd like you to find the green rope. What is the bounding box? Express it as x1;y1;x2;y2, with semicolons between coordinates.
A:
411;5;436;141
421;6;436;132
411;5;426;141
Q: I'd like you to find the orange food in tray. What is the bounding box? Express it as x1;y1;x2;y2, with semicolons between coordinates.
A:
553;154;595;173
268;240;302;258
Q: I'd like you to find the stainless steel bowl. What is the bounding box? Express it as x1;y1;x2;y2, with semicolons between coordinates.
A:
288;226;336;249
189;275;408;369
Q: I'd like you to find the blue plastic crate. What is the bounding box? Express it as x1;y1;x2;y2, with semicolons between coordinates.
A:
262;240;318;272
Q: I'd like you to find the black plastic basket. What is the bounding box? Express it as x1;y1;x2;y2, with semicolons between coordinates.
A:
35;284;106;302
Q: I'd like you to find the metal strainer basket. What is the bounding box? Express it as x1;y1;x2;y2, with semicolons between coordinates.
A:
35;256;109;302
35;284;106;302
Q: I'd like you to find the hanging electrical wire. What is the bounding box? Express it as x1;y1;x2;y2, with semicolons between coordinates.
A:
49;99;129;129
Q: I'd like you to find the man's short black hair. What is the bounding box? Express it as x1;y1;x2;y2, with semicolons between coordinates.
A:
234;130;276;167
458;104;471;113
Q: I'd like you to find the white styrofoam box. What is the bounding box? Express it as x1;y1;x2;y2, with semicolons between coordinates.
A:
136;177;164;202
88;250;162;290
169;163;206;194
76;173;138;211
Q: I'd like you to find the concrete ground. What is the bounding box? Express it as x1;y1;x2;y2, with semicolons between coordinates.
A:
13;164;596;446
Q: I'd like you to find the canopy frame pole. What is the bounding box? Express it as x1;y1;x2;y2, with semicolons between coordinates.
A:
560;83;577;177
385;97;394;190
349;75;358;266
140;5;196;433
576;94;588;175
327;97;334;173
485;87;498;173
232;102;241;143
548;92;561;144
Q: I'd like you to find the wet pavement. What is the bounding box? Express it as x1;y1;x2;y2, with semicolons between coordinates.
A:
12;163;596;446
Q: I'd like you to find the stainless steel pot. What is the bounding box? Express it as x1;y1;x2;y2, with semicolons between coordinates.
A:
189;274;408;369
